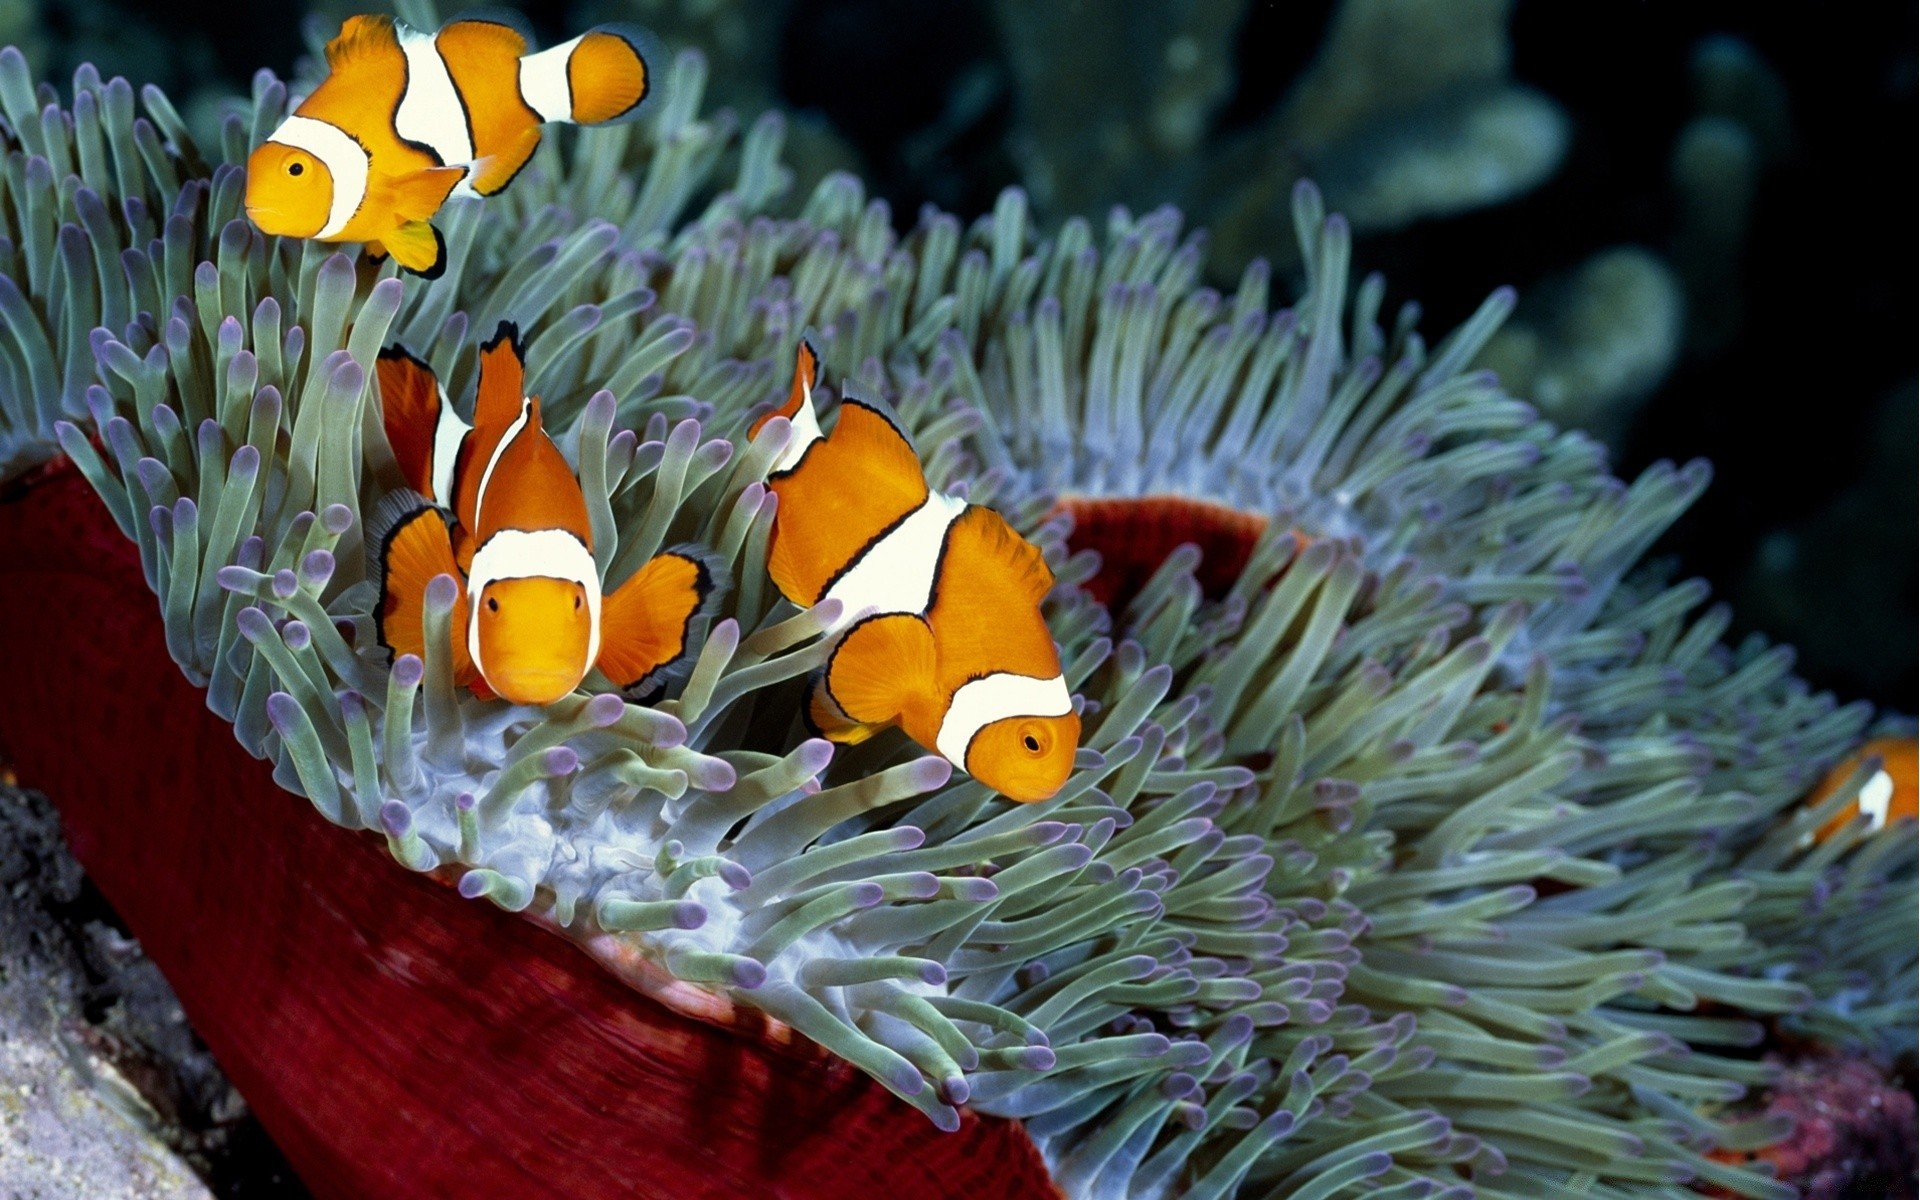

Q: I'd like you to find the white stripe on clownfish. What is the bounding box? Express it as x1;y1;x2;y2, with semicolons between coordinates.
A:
393;24;478;196
935;671;1073;768
428;390;469;508
474;397;533;519
821;491;966;634
770;372;823;474
518;35;583;124
266;115;367;239
465;528;603;669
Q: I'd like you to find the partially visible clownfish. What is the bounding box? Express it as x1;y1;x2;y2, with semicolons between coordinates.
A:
371;321;721;707
1801;736;1917;846
750;342;1081;803
245;13;655;277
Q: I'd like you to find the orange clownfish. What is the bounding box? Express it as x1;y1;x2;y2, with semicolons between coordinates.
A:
751;343;1081;803
245;13;654;276
372;322;719;706
1804;736;1918;844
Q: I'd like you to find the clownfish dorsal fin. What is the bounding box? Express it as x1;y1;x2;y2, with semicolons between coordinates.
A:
953;505;1055;605
473;322;529;430
750;338;819;440
595;546;725;693
831;397;923;487
326;14;398;70
440;13;531;57
764;394;929;607
464;131;538;197
375;345;447;500
822;613;937;736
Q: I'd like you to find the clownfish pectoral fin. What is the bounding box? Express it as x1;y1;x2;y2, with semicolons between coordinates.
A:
821;613;936;736
806;674;886;745
750;338;819;441
596;547;726;693
382;220;448;279
389;166;467;224
369;492;475;684
326;13;397;69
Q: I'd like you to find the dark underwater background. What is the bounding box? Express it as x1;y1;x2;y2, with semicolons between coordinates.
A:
15;0;1914;711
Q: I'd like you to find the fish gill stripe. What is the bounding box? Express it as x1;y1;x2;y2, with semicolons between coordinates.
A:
394;25;476;173
936;672;1074;769
821;491;967;632
473;397;532;522
429;394;469;508
268;116;368;239
518;35;582;124
466;527;603;668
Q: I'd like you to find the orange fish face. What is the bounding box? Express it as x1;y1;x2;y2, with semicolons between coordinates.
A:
473;576;593;706
245;142;334;238
967;711;1081;803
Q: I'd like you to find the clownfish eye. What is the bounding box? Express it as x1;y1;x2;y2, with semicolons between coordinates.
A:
573;594;582;611
1023;734;1041;753
287;161;304;177
487;596;499;612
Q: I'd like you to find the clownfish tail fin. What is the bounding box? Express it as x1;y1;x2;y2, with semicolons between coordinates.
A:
820;613;935;740
596;544;728;697
382;219;447;279
518;24;658;129
749;337;820;440
369;491;472;683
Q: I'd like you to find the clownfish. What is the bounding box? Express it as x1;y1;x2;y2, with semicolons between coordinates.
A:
1802;736;1917;845
245;13;654;277
371;322;720;706
751;343;1081;803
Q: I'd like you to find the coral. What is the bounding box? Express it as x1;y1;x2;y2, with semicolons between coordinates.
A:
0;14;1912;1200
607;0;1571;276
0;784;241;1198
1709;1050;1919;1199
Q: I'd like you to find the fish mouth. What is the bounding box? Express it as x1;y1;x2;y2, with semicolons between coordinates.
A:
243;202;295;234
488;670;583;707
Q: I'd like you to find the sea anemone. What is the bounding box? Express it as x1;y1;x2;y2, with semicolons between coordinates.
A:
0;11;1911;1198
